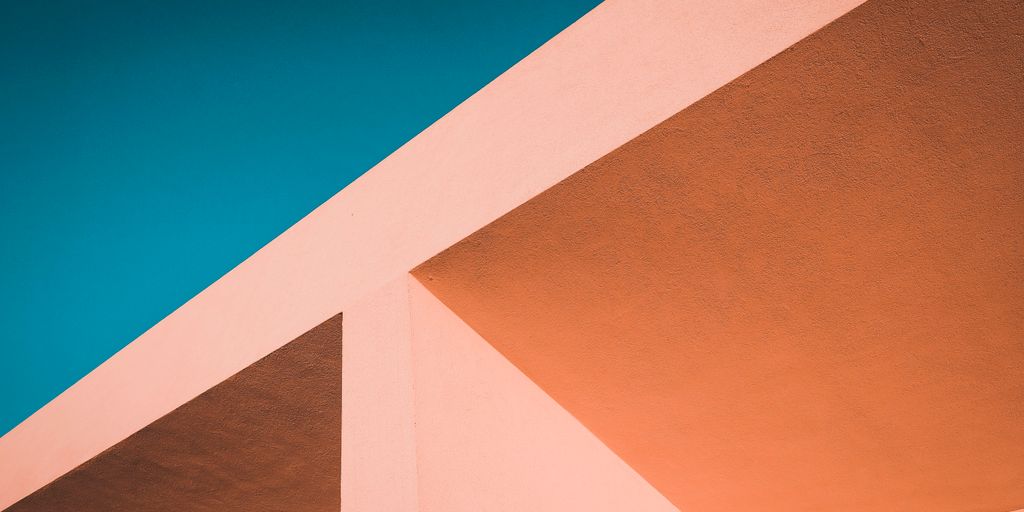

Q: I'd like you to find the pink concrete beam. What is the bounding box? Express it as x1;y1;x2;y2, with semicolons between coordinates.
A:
0;0;865;507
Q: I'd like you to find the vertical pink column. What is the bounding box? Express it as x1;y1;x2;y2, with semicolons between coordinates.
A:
341;278;419;510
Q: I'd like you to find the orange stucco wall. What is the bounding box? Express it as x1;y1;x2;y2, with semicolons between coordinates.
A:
415;0;1024;510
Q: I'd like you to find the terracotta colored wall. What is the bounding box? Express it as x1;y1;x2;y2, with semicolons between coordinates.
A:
415;0;1024;510
6;315;342;512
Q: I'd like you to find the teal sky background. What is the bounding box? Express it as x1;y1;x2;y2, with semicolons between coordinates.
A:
0;0;600;435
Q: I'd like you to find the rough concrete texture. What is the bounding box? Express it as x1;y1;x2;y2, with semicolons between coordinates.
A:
415;0;1024;510
5;314;342;512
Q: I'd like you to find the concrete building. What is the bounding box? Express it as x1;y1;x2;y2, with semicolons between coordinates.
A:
2;1;1022;510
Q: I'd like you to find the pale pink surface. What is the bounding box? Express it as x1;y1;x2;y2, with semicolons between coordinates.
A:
0;0;864;507
341;278;418;511
408;278;678;511
340;277;676;510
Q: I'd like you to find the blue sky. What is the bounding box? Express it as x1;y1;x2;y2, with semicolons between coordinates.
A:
0;0;600;435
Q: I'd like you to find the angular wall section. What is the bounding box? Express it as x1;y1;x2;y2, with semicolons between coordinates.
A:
408;279;677;511
6;314;343;512
415;0;1024;510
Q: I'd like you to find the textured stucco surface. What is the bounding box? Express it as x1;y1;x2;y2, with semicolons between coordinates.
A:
415;0;1024;510
5;314;342;512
